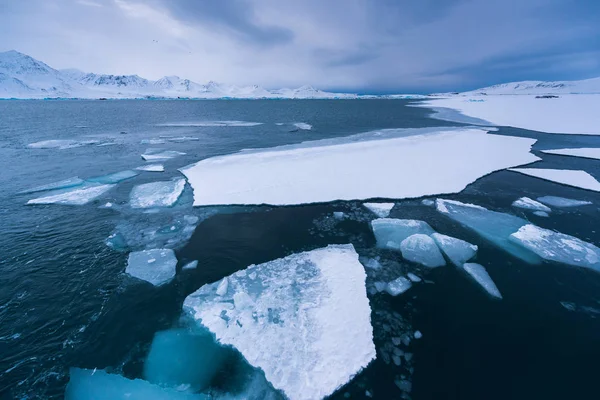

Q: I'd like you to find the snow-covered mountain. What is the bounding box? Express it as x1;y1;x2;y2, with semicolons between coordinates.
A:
464;77;600;95
0;50;358;99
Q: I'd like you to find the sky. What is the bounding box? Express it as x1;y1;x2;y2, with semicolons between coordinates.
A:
1;0;599;93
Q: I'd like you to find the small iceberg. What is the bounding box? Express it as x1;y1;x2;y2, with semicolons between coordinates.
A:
141;150;186;161
183;244;375;400
126;249;177;286
27;184;115;206
512;197;551;213
400;234;446;268
363;202;395;218
371;219;434;250
460;263;502;299
509;224;600;272
537;196;592;208
20;177;84;194
130;179;186;208
136;164;165;172
431;232;477;266
293;122;312;130
385;276;413;296
509;168;600;192
88;170;139;184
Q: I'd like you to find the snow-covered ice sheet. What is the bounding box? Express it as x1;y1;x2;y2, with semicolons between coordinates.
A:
460;263;502;299
130;179;186;208
180;128;539;206
157;121;262;127
363;203;395;218
183;244;375;400
136;164;165;172
417;95;600;135
541;148;600;160
126;249;177;286
88;170;139;184
431;232;477;266
371;219;434;250
385;276;413;296
537;196;592;207
20;177;84;194
141;150;186;161
509;224;600;272
512;197;551;212
509;168;600;192
27;184;115;205
65;368;206;400
400;234;446;268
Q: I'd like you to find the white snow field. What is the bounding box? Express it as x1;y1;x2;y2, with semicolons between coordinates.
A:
431;232;478;266
136;164;165;172
460;263;502;299
536;196;592;208
126;249;178;286
180;128;539;206
541;148;600;160
511;197;552;213
400;234;446;268
371;219;435;250
27;184;115;205
509;168;600;192
129;179;186;208
183;244;376;400
509;225;600;272
363;202;395;218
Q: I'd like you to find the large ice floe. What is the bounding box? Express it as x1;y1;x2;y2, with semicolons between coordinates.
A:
541;148;600;160
459;263;502;299
431;232;478;266
400;234;446;268
509;225;600;272
126;249;177;286
363;202;395;218
180;127;539;206
27;183;115;205
183;244;376;400
536;196;592;208
509;168;600;192
371;219;434;250
512;197;552;213
129;179;186;208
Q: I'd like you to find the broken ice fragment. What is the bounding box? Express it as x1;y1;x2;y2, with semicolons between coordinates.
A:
333;211;345;219
431;232;477;267
511;197;551;213
414;331;422;339
537;196;592;208
20;177;84;194
141;150;186;161
400;234;446;268
534;211;549;217
182;260;198;270
509;168;600;192
385;276;412;296
183;244;375;400
126;249;177;286
421;199;435;207
130;179;186;208
460;263;502;299
27;184;115;206
293;122;312;130
88;170;139;184
136;164;165;172
363;203;395;218
406;272;421;282
372;219;434;251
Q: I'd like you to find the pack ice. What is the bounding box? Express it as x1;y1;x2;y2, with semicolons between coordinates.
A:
183;244;376;400
512;197;551;213
371;219;434;250
130;179;186;208
509;168;600;192
180;128;539;206
363;202;395;218
27;184;115;206
126;249;177;286
460;263;502;299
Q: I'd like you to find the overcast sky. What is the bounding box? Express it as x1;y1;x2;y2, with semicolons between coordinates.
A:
1;0;599;92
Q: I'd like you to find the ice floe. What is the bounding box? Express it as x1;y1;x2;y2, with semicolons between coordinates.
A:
126;249;177;286
512;197;551;213
509;224;600;272
183;244;375;400
509;168;600;192
407;272;422;283
363;202;395;218
27;184;115;206
537;196;592;208
431;232;477;266
385;276;413;296
157;121;262;127
182;260;198;270
141;150;186;161
27;139;99;149
293;122;312;130
141;138;167;145
64;368;206;399
163;136;200;142
534;211;550;217
372;219;434;250
180;128;539;206
88;170;139;184
136;164;165;172
20;177;84;194
541;148;600;160
400;234;446;268
130;179;186;208
421;199;435;207
459;263;502;299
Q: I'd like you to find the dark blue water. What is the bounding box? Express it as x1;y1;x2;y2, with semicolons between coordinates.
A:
0;100;599;399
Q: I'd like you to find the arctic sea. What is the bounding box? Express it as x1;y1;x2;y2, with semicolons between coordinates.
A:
0;99;599;399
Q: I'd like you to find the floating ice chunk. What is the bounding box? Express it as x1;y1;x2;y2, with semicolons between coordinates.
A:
216;278;228;296
130;179;186;208
136;164;165;172
374;281;387;292
126;249;177;286
28;139;86;149
385;276;412;296
400;234;446;268
541;148;600;161
144;328;227;392
512;197;551;212
141;138;167;145
27;184;115;206
372;219;434;250
414;331;422;339
20;177;84;194
88;170;139;184
182;260;198;270
509;168;600;192
460;263;502;299
333;211;345;219
183;244;375;400
407;272;421;282
363;258;382;270
534;211;549;217
431;232;477;266
180;128;539;206
157;121;263;127
64;368;206;400
363;203;395;218
421;199;435;207
142;150;186;161
165;136;200;143
509;224;600;272
436;199;540;264
537;196;592;208
293;123;312;130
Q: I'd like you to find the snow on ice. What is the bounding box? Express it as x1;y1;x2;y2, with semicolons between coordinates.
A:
129;179;186;208
512;197;552;213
